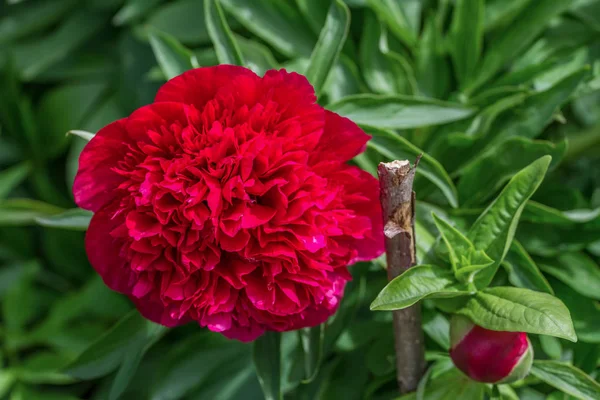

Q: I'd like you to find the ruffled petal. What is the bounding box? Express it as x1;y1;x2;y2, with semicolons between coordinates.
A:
311;110;371;164
130;295;191;328
154;66;259;109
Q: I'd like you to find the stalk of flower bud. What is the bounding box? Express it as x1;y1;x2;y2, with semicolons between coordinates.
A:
449;315;533;383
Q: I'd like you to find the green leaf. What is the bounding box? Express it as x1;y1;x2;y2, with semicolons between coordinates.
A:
359;12;414;95
468;0;576;92
422;309;450;350
65;310;166;380
538;252;600;300
323;54;362;104
328;94;475;129
468;156;551;288
552;279;600;343
113;0;162;25
34;208;92;231
13;10;107;81
253;331;281;400
456;286;577;342
237;36;278;76
530;361;600;400
449;0;484;87
146;0;213;45
432;213;473;270
365;127;458;208
539;335;562;360
299;325;324;383
67;130;95;142
522;202;600;225
367;0;418;48
148;28;199;80
503;241;554;294
220;0;316;57
415;14;451;99
305;0;350;95
370;265;471;311
0;162;30;200
0;199;63;226
458;137;566;206
205;0;244;66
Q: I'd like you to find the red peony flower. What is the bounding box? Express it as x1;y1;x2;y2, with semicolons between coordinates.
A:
74;66;384;341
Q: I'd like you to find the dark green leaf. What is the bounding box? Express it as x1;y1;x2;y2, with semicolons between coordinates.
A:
113;0;162;25
503;241;554;294
539;335;562;360
34;208;92;231
148;28;199;80
367;0;418;48
146;0;212;45
530;360;600;400
449;0;484;87
0;162;30;200
538;252;600;300
253;331;281;400
305;0;350;95
457;286;577;341
205;0;244;66
552;279;600;343
299;325;324;383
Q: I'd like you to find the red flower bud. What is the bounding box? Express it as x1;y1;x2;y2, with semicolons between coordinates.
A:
449;315;533;383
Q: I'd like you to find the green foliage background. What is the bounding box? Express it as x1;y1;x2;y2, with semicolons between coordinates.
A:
0;0;599;399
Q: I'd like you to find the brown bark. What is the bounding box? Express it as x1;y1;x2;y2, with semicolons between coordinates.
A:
377;158;425;394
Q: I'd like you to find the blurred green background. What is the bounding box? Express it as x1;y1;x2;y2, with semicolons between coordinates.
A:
0;0;599;399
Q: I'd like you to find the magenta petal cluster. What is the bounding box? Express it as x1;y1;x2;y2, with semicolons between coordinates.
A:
449;315;534;383
74;66;384;341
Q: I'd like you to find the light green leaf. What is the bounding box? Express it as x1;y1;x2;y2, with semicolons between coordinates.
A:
530;361;600;400
432;213;473;270
205;0;244;66
468;156;551;288
328;94;475;129
67;130;95;142
456;286;577;342
66;310;166;380
522;201;600;225
503;241;554;294
323;54;362;104
539;335;562;360
220;0;316;57
148;29;199;80
449;0;483;87
0;199;63;226
34;208;92;231
415;14;450;99
370;265;471;311
253;331;281;400
299;325;324;383
422;310;450;350
458;137;566;206
0;162;30;200
365;127;458;208
367;0;418;48
237;36;278;75
538;252;600;300
305;0;349;95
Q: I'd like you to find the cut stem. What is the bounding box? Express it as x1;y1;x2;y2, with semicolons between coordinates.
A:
377;158;426;394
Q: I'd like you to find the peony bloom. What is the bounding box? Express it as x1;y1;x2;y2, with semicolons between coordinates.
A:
74;66;384;341
449;315;533;383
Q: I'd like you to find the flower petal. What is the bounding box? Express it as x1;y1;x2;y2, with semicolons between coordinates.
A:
311;110;371;164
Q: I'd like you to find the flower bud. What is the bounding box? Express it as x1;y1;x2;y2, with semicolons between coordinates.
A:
449;315;533;383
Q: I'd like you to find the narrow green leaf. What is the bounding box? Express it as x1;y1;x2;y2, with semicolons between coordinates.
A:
299;325;324;383
0;199;63;226
468;0;576;92
237;36;278;75
539;335;562;360
370;265;471;311
449;0;484;86
415;14;450;99
522;201;600;225
253;331;281;400
468;156;551;288
67;130;95;142
530;361;600;400
0;162;30;200
65;310;166;380
552;279;600;343
146;0;213;45
538;252;600;300
113;0;162;25
205;0;244;66
34;208;92;231
305;0;350;95
324;54;362;104
422;309;450;350
148;29;199;80
330;94;474;129
367;0;418;48
220;0;316;57
458;137;566;206
503;241;554;294
457;286;577;342
365;127;458;208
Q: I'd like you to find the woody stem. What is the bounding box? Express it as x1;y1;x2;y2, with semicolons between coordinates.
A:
377;158;425;394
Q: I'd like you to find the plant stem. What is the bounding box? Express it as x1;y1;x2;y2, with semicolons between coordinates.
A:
377;158;426;394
